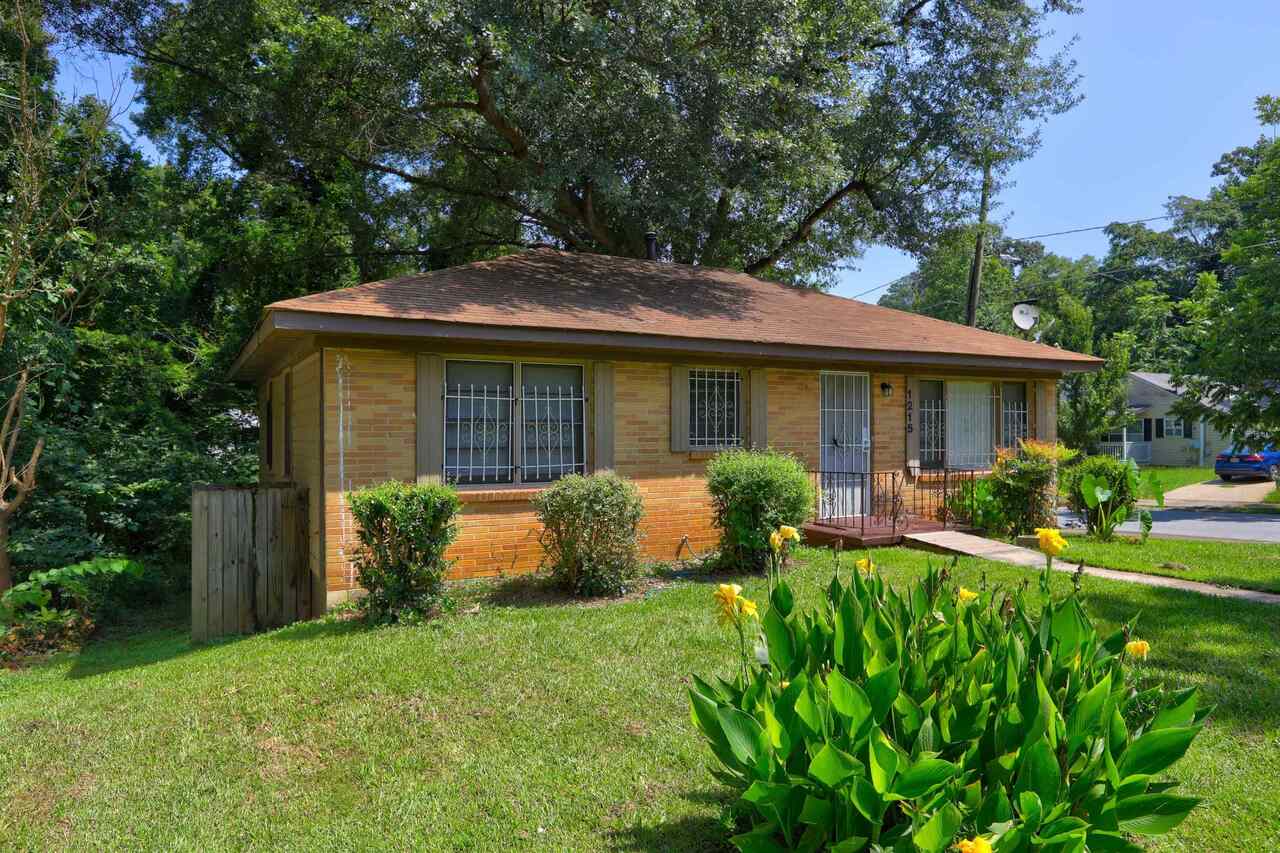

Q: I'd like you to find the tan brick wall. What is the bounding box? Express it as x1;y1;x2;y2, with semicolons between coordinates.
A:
872;373;907;473
612;361;721;560
322;348;418;593
766;369;819;468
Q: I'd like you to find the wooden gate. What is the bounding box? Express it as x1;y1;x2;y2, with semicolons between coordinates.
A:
191;485;310;641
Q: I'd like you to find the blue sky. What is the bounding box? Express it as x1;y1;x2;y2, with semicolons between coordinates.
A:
54;1;1280;302
834;1;1280;302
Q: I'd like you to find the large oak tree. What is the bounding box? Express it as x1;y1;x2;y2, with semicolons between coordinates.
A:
52;0;1080;283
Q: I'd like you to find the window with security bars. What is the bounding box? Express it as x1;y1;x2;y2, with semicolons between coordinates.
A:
521;364;586;483
1001;382;1029;448
918;380;946;469
688;368;742;449
442;360;586;485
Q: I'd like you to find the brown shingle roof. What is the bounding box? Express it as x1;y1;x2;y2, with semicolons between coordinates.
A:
261;249;1099;370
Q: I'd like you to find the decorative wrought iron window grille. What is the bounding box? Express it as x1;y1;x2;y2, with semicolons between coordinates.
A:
442;361;586;485
688;368;742;449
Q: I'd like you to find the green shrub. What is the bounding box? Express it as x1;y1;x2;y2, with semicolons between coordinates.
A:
706;450;813;573
1062;456;1140;536
945;478;1007;535
689;563;1207;852
533;472;645;596
0;557;143;625
988;440;1075;536
347;480;461;622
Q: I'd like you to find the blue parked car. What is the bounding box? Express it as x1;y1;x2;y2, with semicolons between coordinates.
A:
1214;444;1280;481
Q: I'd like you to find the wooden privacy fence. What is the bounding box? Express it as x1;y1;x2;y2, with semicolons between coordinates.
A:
191;484;311;641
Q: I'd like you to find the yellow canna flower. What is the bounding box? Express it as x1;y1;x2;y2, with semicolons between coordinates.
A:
1125;639;1150;660
954;838;993;853
855;557;875;576
779;680;790;690
714;584;743;625
779;525;800;542
957;587;979;604
1035;527;1067;557
769;530;783;552
738;597;759;620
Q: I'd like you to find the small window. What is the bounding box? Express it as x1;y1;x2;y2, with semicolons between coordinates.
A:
1162;416;1186;439
521;364;586;483
688;368;742;449
1001;382;1028;448
445;361;515;484
917;380;946;469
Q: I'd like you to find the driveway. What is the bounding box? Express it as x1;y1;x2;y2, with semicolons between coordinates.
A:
1057;506;1280;544
1162;477;1276;506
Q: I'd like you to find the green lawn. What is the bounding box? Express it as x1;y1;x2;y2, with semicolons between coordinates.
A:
2;548;1279;851
1143;466;1217;497
1266;487;1280;505
1060;535;1280;593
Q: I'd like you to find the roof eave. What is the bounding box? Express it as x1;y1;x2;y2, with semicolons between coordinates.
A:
252;308;1101;375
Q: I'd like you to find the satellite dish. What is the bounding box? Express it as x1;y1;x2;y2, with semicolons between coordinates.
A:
1012;301;1041;331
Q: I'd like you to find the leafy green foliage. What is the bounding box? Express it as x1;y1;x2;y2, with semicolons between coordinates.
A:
52;0;1081;283
689;562;1208;852
532;472;644;597
987;441;1075;536
1062;457;1141;539
0;557;143;624
946;478;1008;536
706;450;813;572
346;481;461;622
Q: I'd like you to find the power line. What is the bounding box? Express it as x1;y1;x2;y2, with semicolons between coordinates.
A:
1009;215;1173;242
849;234;1280;303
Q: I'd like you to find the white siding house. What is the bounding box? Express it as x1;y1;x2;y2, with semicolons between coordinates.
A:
1100;372;1233;466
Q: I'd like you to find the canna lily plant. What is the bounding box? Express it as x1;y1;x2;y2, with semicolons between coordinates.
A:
690;559;1207;852
767;525;802;598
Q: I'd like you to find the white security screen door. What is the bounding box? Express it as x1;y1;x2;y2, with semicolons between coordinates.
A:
819;372;870;518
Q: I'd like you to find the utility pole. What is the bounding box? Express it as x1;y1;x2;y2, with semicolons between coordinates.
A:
965;157;993;327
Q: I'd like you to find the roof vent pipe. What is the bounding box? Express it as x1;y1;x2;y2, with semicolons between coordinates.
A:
644;231;658;261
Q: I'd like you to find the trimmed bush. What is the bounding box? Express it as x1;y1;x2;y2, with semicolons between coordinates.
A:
533;472;644;597
987;440;1076;536
347;480;461;622
690;563;1206;852
706;450;813;572
1062;455;1139;535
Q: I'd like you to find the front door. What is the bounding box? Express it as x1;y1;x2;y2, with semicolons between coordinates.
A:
819;372;870;519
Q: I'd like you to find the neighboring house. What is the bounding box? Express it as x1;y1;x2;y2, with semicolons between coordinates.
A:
230;249;1100;608
1100;371;1233;466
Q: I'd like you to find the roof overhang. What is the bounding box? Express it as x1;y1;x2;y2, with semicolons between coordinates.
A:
230;308;1103;381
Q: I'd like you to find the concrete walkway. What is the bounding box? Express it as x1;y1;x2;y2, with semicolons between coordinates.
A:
1162;477;1275;506
904;529;1280;606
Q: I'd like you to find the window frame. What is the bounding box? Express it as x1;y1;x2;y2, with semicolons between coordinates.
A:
686;366;745;451
440;356;589;488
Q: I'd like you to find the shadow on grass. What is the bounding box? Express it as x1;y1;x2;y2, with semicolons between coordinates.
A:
1079;581;1280;734
604;812;733;852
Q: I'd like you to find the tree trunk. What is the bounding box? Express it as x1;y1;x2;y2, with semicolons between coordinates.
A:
965;158;993;327
0;512;11;593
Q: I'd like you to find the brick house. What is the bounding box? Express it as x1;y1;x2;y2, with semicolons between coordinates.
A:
230;249;1100;609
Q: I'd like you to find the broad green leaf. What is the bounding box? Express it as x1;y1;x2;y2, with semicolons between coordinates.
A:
868;728;899;793
1116;727;1200;779
864;661;901;723
1066;674;1111;757
762;608;794;672
1083;830;1144;852
912;803;963;853
717;706;765;767
771;580;795;617
798;794;834;826
729;825;789;853
851;776;882;822
1115;794;1201;835
1150;688;1198;731
794;685;822;735
809;742;863;789
828;838;868;853
1017;790;1043;834
828;670;873;733
1015;737;1061;807
890;758;958;800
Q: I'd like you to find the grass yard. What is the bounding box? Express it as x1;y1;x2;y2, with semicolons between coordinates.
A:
1266;488;1280;505
3;548;1279;851
1143;466;1217;497
1061;535;1280;593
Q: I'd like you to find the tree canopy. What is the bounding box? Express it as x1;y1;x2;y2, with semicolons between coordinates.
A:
50;0;1081;284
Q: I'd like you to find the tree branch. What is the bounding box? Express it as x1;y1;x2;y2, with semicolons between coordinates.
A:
745;179;884;275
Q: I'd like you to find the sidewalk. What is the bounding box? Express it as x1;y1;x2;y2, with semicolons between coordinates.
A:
903;529;1280;606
